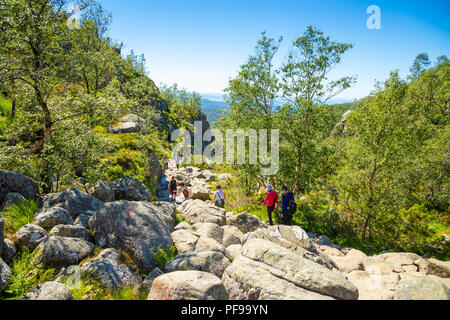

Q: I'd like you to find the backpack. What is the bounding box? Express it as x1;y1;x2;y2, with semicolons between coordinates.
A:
169;180;177;190
286;195;297;215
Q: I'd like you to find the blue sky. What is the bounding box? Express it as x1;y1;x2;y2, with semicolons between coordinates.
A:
98;0;450;100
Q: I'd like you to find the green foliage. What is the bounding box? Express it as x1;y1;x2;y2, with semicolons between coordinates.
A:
2;200;38;233
1;248;55;300
151;246;178;270
0;94;11;116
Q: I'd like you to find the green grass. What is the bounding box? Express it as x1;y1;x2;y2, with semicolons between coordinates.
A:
429;220;450;237
2;199;38;233
151;246;178;270
0;95;12;117
0;248;55;300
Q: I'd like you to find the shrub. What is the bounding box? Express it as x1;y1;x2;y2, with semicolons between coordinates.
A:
2;200;38;233
151;246;178;270
1;248;55;300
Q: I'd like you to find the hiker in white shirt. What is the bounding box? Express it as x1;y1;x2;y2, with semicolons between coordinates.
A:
212;185;226;208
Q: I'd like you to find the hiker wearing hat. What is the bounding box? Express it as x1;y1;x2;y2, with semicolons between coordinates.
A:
262;185;278;226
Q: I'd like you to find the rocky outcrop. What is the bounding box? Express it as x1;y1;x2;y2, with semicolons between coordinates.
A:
178;200;226;226
40;188;104;218
34;236;94;266
108;114;144;134
347;271;400;300
0;217;4;257
108;176;152;202
394;274;450;300
149;271;229;300
223;239;358;300
427;259;450;278
23;281;73;300
242;225;337;270
91;180;115;202
165;251;231;278
13;224;48;251
80;249;141;290
33;207;73;228
88;201;174;274
0;170;39;207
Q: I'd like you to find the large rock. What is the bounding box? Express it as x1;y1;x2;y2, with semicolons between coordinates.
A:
109;176;152;202
347;270;400;300
40;188;104;218
0;257;12;292
394;274;450;300
178;200;226;226
237;239;359;300
34;236;94;266
149;271;229;300
221;225;243;247
427;259;450;278
88;201;174;274
91;179;115;202
2;238;17;263
227;211;265;234
1;192;26;211
225;244;242;261
193;223;224;243
242;226;337;270
222;255;334;300
13;224;48;251
73;214;91;229
165;251;231;278
108;121;141;134
49;224;90;241
171;229;199;254
0;170;39;206
33;207;73;228
195;236;226;254
80;249;141;290
23;281;73;300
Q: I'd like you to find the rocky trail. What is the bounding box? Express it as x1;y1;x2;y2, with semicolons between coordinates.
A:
0;164;449;300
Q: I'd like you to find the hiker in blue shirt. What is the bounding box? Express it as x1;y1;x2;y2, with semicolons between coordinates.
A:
281;186;296;225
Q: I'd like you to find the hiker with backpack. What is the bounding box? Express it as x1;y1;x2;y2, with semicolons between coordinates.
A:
262;185;278;226
281;186;296;225
212;184;226;208
168;176;178;202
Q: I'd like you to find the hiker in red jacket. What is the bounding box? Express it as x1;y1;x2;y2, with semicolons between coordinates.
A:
262;185;278;226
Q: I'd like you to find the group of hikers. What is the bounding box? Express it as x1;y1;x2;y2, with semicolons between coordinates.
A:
167;173;296;226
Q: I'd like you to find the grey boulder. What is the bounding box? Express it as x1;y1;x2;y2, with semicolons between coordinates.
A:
13;224;48;251
149;271;229;300
88;201;174;274
34;236;94;266
0;170;39;206
165;250;231;278
34;207;73;228
40;188;104;218
23;281;73;300
80;249;141;290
